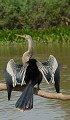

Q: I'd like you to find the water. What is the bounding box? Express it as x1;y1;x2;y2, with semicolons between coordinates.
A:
0;42;70;120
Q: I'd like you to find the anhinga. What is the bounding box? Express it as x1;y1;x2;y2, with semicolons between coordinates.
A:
4;35;60;111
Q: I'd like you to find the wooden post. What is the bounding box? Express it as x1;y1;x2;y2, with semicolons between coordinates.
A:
0;83;70;100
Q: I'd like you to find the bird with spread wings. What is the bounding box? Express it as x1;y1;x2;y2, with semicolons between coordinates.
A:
4;35;60;111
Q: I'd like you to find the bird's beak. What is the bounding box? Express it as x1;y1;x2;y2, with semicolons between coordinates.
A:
16;34;26;38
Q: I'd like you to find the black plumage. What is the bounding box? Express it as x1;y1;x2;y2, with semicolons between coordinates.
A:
16;59;42;110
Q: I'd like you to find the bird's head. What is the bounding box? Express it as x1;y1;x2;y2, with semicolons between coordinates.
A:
17;34;32;40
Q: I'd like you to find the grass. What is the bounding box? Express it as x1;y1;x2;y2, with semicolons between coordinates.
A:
0;26;70;45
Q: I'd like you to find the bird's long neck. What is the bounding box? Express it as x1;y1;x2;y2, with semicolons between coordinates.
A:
27;37;33;53
22;37;33;64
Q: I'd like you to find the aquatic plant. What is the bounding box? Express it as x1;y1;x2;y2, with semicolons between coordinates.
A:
0;27;70;44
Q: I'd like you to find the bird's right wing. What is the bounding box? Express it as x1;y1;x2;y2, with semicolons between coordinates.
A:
37;55;58;84
42;55;58;84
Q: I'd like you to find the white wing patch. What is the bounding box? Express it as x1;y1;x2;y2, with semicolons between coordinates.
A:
48;55;58;83
37;55;58;84
36;61;49;84
6;59;17;87
21;63;28;86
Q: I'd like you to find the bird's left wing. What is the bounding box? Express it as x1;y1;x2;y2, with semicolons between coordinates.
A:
6;59;28;87
36;55;58;84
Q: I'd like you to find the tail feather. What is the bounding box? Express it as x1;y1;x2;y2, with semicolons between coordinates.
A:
15;84;33;110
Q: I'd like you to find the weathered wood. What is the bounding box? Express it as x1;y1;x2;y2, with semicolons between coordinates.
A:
0;83;70;100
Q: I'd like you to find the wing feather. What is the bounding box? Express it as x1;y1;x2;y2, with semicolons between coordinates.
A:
6;59;28;87
36;61;49;84
43;55;58;83
37;55;58;84
6;59;17;87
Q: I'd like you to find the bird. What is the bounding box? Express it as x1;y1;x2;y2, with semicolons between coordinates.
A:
4;34;60;111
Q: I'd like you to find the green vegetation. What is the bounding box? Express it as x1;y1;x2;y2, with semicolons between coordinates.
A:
0;27;70;44
0;0;70;29
0;0;70;44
